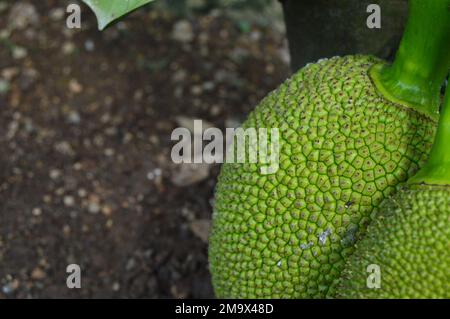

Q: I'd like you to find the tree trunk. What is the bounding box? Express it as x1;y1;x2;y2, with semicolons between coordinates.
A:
281;0;409;72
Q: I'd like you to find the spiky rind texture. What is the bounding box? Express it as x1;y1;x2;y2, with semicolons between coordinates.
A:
334;184;450;299
209;55;436;298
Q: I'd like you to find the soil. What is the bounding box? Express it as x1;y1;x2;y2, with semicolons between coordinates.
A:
0;1;289;298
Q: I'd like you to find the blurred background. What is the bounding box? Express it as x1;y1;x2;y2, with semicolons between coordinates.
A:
0;0;289;298
0;0;408;298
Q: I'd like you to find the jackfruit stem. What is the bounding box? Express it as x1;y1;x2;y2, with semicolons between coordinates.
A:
409;89;450;185
371;0;450;119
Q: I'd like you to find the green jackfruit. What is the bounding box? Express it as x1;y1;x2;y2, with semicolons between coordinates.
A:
334;184;450;298
208;55;437;298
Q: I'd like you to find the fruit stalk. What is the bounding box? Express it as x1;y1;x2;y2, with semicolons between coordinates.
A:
371;0;450;117
410;89;450;185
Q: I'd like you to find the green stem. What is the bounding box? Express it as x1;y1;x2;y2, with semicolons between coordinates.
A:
409;89;450;185
370;0;450;119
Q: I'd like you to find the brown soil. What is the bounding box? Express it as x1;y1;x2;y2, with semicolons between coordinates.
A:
0;1;289;298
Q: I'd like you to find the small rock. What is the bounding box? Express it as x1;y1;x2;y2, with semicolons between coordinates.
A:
62;41;75;55
209;105;221;116
125;258;136;271
88;195;101;214
0;79;10;95
104;148;115;157
172;69;187;83
31;267;46;280
101;205;112;216
189;219;211;243
105;219;113;228
2;279;19;294
171;163;211;187
63;225;71;235
250;30;262;42
63;195;75;207
67;111;81;124
32;207;42;216
278;44;291;66
84;39;95;52
77;188;87;198
88;202;100;214
23;118;34;133
68;79;83;94
49;8;65;21
49;169;62;180
12;46;27;60
146;168;162;181
54;141;75;156
8;2;40;30
172;20;194;43
1;67;19;80
202;81;215;91
112;282;120;291
190;85;203;96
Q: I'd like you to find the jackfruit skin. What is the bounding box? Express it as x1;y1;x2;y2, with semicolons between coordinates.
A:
209;55;436;298
334;185;450;299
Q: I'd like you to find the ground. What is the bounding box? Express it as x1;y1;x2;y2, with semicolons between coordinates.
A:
0;1;289;298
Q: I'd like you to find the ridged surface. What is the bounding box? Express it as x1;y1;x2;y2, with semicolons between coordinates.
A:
209;55;437;298
335;185;450;298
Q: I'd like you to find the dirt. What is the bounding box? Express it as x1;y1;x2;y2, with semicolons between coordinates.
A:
0;1;289;298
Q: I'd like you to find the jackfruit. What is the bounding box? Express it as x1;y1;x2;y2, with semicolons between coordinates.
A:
208;55;437;298
334;184;450;298
334;70;450;299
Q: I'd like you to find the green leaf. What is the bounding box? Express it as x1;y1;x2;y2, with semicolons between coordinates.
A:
82;0;154;30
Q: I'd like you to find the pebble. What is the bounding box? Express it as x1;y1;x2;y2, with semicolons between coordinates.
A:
31;267;46;280
105;219;113;228
49;169;62;180
2;279;19;294
172;20;194;43
146;168;162;181
126;258;136;271
172;69;187;82
68;79;83;94
67;111;81;124
49;8;65;21
171;163;211;187
190;85;203;96
112;282;120;291
63;195;75;207
63;225;71;235
189;219;211;243
12;46;28;60
84;39;95;52
77;188;87;198
62;41;76;55
101;205;112;216
8;2;39;30
0;79;10;95
88;202;100;214
54;141;75;156
209;105;221;116
1;67;19;80
88;195;101;214
32;207;42;216
104;148;115;157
